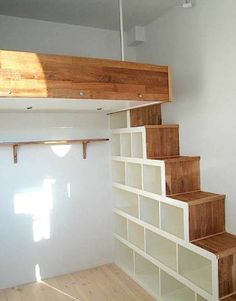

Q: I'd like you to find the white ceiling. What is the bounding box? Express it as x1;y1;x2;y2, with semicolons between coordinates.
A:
0;98;158;114
0;0;179;31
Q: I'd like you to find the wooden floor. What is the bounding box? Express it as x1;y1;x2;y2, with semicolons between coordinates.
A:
0;264;156;301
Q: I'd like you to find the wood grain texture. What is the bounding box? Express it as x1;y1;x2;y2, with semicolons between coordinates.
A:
189;196;225;241
219;255;236;298
0;264;156;301
164;156;201;196
0;50;171;102
130;104;162;127
172;191;226;241
193;233;236;258
223;294;236;300
145;125;179;159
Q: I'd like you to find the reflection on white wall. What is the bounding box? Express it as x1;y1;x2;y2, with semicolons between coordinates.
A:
14;178;56;242
35;264;42;282
67;183;71;198
50;145;72;157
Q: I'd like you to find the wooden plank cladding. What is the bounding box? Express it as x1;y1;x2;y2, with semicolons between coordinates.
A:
193;233;236;299
130;104;162;127
164;156;201;196
0;50;172;101
172;191;226;241
145;124;180;159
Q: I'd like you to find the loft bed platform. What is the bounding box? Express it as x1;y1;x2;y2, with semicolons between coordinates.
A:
0;50;172;113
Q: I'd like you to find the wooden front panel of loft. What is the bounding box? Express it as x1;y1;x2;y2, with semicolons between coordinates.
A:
0;50;172;101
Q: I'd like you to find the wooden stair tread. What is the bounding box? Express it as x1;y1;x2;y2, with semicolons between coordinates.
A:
171;191;226;205
222;294;236;300
145;124;179;129
152;155;200;162
193;233;236;257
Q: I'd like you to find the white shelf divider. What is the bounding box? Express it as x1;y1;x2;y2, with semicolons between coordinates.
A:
196;295;207;301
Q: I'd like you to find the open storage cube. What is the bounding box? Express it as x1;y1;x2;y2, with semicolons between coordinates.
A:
131;132;143;158
140;195;159;227
113;188;139;217
146;230;177;271
128;220;144;250
143;164;162;194
111;134;120;156
115;239;134;275
126;163;142;189
178;245;212;293
114;213;127;239
135;253;159;297
161;270;195;301
120;133;131;157
110;111;128;129
160;203;184;239
112;161;125;184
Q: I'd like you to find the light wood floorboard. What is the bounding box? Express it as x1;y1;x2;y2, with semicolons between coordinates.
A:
0;264;156;301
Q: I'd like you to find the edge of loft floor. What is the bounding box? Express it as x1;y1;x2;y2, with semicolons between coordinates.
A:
0;264;157;301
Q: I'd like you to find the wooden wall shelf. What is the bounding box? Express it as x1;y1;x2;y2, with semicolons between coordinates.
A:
0;138;109;163
0;50;172;102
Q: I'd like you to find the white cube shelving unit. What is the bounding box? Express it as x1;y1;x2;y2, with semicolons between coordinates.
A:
160;203;184;239
135;253;160;297
161;270;195;301
140;195;159;227
114;213;127;239
128;220;145;250
114;187;139;217
115;239;134;275
178;246;213;294
146;229;177;271
111;121;219;301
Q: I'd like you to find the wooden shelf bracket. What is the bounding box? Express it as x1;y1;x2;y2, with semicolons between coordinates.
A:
0;138;109;164
13;144;18;164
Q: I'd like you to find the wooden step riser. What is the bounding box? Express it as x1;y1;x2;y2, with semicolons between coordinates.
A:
189;197;225;241
130;104;162;127
146;125;180;159
165;158;201;195
220;254;236;299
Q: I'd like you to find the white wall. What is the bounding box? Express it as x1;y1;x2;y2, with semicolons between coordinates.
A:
0;14;136;60
0;14;125;289
136;0;236;233
0;112;113;289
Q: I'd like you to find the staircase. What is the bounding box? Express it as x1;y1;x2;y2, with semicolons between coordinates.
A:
111;105;236;301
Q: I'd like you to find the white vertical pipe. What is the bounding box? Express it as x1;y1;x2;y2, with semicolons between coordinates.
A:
119;0;125;61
